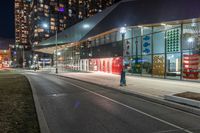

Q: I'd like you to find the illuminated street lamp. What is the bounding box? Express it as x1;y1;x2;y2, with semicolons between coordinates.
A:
33;54;38;71
120;26;127;67
42;22;58;73
120;26;127;86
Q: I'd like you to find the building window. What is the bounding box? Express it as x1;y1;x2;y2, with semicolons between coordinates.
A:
166;28;181;53
131;55;142;75
133;37;141;56
125;28;132;39
110;32;116;42
90;39;95;47
182;22;200;81
142;55;152;76
116;30;122;41
95;38;100;46
166;53;181;79
152;54;165;78
153;32;165;54
99;36;105;45
182;23;200;53
133;27;141;37
153;25;166;32
105;34;111;44
142;27;152;35
142;34;152;55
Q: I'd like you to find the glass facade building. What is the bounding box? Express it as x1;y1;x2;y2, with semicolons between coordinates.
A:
53;21;200;82
37;0;200;82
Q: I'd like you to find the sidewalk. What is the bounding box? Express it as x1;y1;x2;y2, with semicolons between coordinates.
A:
58;72;200;99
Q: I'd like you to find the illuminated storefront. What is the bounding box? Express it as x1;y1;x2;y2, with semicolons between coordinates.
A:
88;57;122;74
36;0;200;82
0;50;11;68
78;23;199;81
51;22;200;81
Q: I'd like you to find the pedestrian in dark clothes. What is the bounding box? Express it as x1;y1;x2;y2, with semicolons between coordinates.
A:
120;68;126;86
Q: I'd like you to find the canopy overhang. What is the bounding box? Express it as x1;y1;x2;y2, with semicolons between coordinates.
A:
35;0;200;53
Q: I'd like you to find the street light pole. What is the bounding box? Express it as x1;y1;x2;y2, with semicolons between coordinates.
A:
122;33;125;65
120;26;127;86
120;26;127;69
55;30;58;74
42;22;58;73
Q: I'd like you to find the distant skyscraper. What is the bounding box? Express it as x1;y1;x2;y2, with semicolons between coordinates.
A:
15;0;31;48
28;0;115;47
15;0;115;63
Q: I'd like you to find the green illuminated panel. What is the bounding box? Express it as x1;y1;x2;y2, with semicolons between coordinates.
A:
166;28;180;52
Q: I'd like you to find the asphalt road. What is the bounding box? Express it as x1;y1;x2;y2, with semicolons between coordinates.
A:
26;72;200;133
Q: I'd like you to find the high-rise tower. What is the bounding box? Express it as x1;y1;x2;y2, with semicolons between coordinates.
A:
15;0;31;47
30;0;115;46
15;0;115;48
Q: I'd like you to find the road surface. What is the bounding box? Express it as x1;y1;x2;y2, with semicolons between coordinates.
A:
26;72;200;133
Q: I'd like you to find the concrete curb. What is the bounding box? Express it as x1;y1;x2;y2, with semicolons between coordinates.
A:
56;74;200;116
24;75;50;133
165;95;200;108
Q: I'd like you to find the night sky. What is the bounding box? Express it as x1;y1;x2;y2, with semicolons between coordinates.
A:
0;0;14;39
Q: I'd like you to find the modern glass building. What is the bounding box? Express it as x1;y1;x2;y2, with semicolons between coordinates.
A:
36;0;200;82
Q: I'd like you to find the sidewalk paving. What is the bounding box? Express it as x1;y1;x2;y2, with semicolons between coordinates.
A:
57;72;200;99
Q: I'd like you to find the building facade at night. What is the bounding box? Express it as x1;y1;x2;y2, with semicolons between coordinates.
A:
30;0;114;46
0;38;13;68
15;0;33;66
15;0;115;66
36;0;200;82
15;0;115;46
15;0;31;48
0;49;11;68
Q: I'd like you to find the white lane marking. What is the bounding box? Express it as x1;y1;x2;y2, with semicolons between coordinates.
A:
57;76;200;119
66;81;193;133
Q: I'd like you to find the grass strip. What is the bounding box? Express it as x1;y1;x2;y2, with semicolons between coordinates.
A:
175;92;200;101
0;74;40;133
